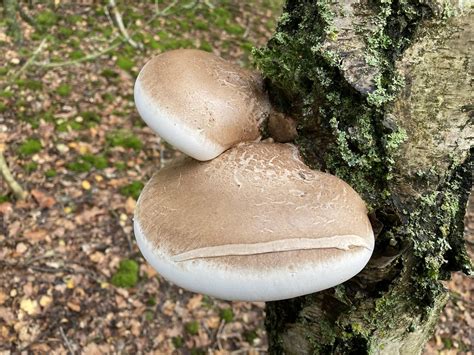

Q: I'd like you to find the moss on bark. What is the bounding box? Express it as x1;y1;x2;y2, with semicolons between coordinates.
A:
254;1;472;353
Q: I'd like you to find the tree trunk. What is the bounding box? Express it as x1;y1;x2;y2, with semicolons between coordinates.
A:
3;0;22;43
254;1;472;353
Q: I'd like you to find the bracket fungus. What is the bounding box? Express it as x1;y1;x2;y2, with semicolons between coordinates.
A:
134;49;296;161
134;142;374;301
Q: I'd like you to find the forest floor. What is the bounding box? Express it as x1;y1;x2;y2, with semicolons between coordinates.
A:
0;1;472;354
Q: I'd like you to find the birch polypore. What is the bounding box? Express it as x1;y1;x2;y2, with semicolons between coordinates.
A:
134;142;374;301
134;49;271;161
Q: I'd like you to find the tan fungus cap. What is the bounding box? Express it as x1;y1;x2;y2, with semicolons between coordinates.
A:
134;142;374;301
134;49;271;161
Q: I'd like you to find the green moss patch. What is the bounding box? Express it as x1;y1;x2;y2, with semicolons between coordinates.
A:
56;83;72;97
45;169;57;178
184;321;199;335
37;10;58;27
67;154;108;172
110;259;139;288
119;181;144;200
24;162;38;173
116;56;134;71
106;130;142;151
219;308;234;322
18;139;42;156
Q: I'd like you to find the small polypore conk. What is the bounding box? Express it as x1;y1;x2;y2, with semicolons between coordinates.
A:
134;142;375;301
134;49;296;161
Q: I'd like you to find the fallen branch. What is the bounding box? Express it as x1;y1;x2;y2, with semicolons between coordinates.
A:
33;40;121;68
0;150;27;200
18;5;37;29
9;37;47;82
32;1;180;69
108;0;143;50
155;0;179;15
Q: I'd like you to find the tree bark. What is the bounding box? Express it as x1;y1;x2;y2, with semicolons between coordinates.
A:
254;1;472;353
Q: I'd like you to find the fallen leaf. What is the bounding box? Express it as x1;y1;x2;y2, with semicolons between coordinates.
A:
74;207;105;224
67;301;81;312
206;316;220;329
0;291;7;305
130;319;141;337
0;203;12;215
39;295;53;308
89;251;105;263
8;221;21;237
94;174;104;182
141;263;157;278
16;243;28;254
125;197;136;214
187;294;203;311
65;277;75;289
24;229;48;242
30;344;51;353
20;298;39;315
31;189;56;209
0;307;15;324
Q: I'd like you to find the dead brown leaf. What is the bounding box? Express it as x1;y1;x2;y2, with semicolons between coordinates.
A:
187;294;203;311
74;207;106;224
0;202;13;215
0;306;15;324
31;189;56;209
24;229;48;242
67;300;81;312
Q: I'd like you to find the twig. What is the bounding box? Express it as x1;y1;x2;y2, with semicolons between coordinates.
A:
8;37;47;83
103;4;116;31
157;0;180;15
108;0;143;50
216;319;225;351
18;5;37;28
59;326;75;355
33;40;121;68
0;150;27;200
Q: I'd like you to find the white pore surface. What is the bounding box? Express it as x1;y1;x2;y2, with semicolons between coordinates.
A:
134;219;374;302
134;80;224;161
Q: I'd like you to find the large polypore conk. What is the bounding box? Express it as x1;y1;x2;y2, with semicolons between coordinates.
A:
134;142;375;301
134;49;296;161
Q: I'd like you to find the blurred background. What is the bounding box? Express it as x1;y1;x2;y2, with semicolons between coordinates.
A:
0;1;471;353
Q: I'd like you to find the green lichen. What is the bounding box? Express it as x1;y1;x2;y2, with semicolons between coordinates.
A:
110;259;139;288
